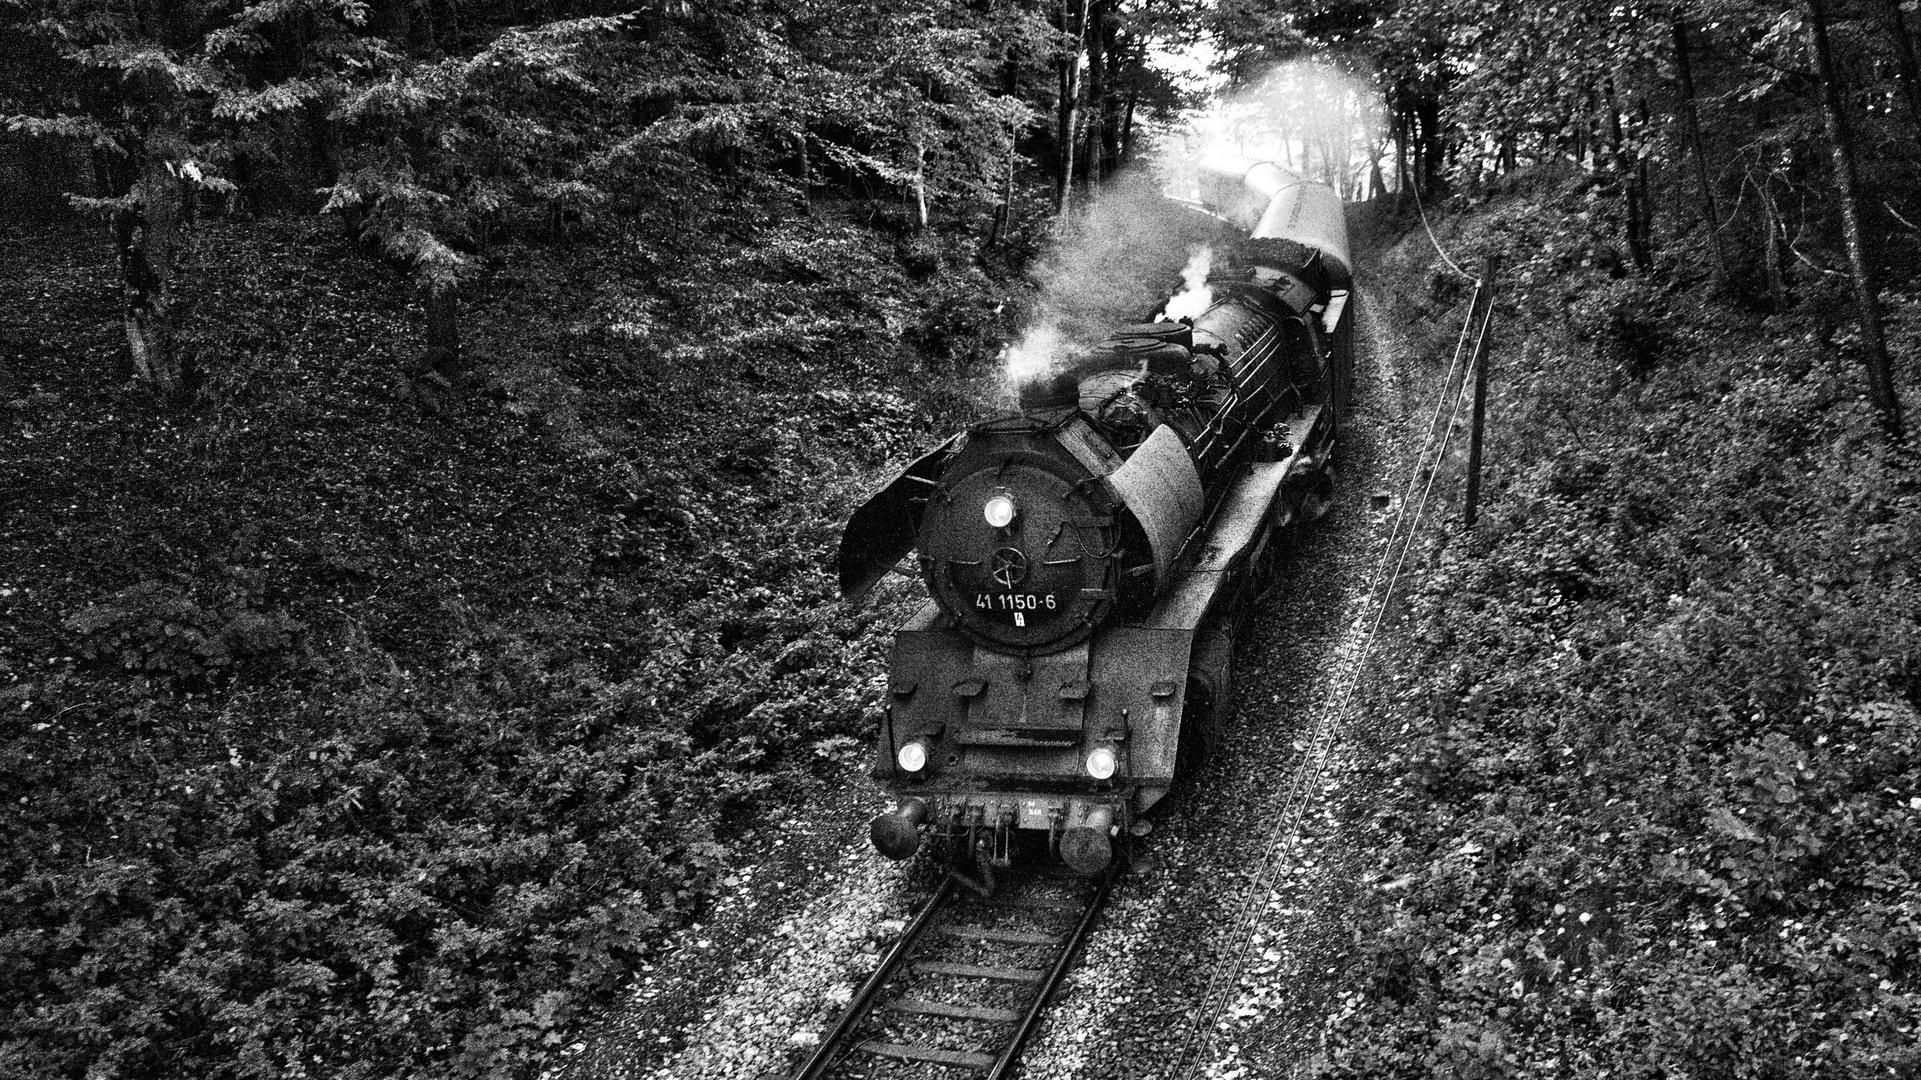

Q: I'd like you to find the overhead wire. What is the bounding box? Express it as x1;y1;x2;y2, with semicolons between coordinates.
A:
1360;280;1480;619
1177;278;1496;1079
1410;179;1475;282
1362;286;1494;650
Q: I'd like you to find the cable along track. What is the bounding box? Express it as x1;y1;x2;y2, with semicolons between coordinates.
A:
1166;273;1498;1078
781;869;1113;1079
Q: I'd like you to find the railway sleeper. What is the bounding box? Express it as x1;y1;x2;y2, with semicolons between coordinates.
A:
789;872;1110;1080
975;894;1081;913
884;997;1023;1024
938;923;1064;947
857;1040;997;1070
912;959;1046;984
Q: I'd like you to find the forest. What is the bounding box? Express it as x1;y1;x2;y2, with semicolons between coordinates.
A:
2;0;1917;1077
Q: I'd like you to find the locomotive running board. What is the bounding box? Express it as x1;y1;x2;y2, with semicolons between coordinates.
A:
1146;458;1291;631
1080;457;1297;810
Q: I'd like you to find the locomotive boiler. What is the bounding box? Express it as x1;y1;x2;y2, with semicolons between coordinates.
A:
838;158;1354;879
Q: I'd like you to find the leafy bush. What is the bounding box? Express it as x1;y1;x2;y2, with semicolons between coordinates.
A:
0;660;767;1080
63;580;305;688
1320;179;1921;1077
3;163;1015;1079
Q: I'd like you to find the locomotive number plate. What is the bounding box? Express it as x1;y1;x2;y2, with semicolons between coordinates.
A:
974;592;1058;626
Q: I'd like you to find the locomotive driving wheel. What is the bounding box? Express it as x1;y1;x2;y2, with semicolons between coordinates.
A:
1299;464;1336;523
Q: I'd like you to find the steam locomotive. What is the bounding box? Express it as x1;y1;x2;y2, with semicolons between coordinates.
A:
838;159;1354;879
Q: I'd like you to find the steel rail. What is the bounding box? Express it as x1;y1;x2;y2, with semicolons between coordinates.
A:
987;868;1116;1080
787;867;1112;1080
790;876;958;1080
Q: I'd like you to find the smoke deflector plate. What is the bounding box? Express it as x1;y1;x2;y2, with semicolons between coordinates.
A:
839;435;962;600
1105;424;1204;583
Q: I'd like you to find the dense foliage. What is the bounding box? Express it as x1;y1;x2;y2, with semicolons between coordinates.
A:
1210;0;1920;433
7;0;1921;1076
0;168;1034;1076
0;0;1211;1072
1;0;1193;396
1317;169;1921;1078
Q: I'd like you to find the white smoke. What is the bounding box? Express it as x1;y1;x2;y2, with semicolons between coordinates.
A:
991;59;1382;405
997;173;1230;399
1156;245;1214;323
1169;59;1385;199
999;323;1069;386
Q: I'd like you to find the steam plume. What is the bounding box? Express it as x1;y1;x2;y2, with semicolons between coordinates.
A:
1156;246;1214;323
997;172;1229;399
1000;323;1068;387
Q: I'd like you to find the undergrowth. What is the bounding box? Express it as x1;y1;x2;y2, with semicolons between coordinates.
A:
1319;172;1921;1076
0;184;1018;1080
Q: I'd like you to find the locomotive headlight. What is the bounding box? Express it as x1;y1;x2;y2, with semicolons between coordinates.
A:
896;740;929;774
983;490;1018;529
1085;746;1118;781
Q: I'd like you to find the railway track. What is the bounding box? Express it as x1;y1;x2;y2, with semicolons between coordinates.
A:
779;867;1114;1080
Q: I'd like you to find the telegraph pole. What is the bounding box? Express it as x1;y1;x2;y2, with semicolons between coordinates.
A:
1463;256;1501;530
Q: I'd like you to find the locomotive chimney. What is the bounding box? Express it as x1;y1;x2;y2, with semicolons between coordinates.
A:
1016;368;1082;412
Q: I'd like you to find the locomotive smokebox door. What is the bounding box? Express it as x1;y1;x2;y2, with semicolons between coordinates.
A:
915;421;1123;655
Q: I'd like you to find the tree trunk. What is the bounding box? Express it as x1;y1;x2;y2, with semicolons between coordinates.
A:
1604;79;1653;272
1634;97;1655;264
1055;55;1073;214
425;283;461;366
1120;88;1138;166
1054;0;1090;217
1807;0;1904;439
1569;98;1584;168
1408;98;1429;195
304;101;340;193
1391;100;1409;210
1084;0;1106;194
1880;0;1921;138
986;134;1015;250
1671;19;1732;286
910;137;929;231
117;153;190;400
1101;25;1125;169
1417;93;1444;193
793;128;811;214
1762;182;1788;310
1578;88;1597;171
